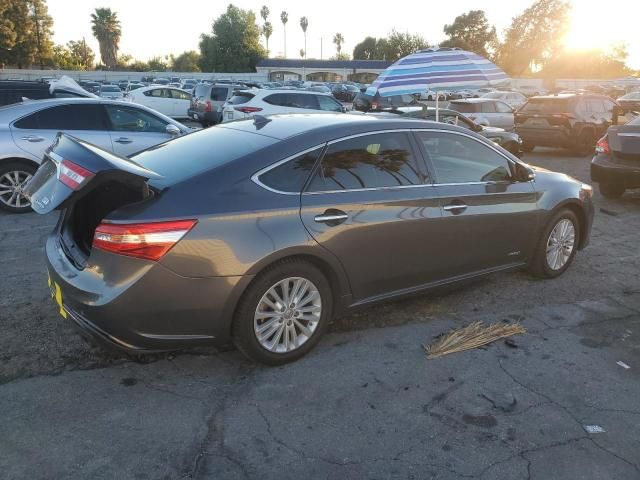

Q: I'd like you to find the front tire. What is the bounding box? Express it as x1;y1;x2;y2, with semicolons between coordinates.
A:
529;209;580;278
0;161;38;213
232;259;333;365
598;182;625;199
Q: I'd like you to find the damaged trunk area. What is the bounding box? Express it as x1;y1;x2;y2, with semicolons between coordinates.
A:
59;179;152;268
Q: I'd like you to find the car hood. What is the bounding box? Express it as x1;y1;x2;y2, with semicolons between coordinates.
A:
529;164;582;186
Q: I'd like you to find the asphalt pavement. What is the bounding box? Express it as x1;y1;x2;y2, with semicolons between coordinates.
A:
1;148;639;479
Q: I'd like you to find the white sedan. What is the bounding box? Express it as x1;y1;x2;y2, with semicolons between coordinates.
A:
126;86;192;119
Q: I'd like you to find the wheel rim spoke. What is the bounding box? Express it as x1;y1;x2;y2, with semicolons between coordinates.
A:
254;276;322;354
546;219;575;271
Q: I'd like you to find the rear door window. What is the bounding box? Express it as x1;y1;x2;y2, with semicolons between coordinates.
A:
317;95;342;112
211;87;229;101
292;94;319;110
307;132;424;192
481;102;497;113
170;89;191;100
449;102;476;114
494;102;512;113
14;104;108;130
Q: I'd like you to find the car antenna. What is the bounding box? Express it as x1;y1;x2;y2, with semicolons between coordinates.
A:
253;115;272;129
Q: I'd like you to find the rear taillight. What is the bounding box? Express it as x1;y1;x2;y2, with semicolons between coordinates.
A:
93;220;197;261
371;102;379;110
234;106;263;114
595;135;610;154
205;101;212;112
59;159;94;190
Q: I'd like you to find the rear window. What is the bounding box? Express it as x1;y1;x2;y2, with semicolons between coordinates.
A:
227;92;255;105
132;127;276;186
211;87;229;101
195;85;209;97
520;99;571;114
449;102;478;113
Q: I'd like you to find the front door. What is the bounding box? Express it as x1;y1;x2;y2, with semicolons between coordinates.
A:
300;131;444;302
104;104;173;156
414;130;538;277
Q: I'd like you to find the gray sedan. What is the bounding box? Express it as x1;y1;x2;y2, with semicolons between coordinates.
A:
26;114;594;365
0;98;190;212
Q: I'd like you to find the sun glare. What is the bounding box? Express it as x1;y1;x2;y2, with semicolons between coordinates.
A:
563;3;620;52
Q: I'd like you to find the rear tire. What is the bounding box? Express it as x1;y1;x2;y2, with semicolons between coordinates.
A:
232;259;333;365
0;160;38;213
528;209;580;279
598;182;625;199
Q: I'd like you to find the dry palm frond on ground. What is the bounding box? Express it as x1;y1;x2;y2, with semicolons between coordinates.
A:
424;321;526;359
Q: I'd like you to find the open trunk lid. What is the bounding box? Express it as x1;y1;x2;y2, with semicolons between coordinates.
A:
24;133;163;214
608;121;640;161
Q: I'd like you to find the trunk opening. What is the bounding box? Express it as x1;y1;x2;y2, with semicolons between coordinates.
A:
60;180;152;268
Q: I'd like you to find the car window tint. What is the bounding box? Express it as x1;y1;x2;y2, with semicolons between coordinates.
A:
308;132;423;192
482;102;497;113
317;95;342;112
14;104;107;130
259;148;323;193
449;102;476;113
521;99;570;114
288;94;318;109
211;87;229;101
105;105;168;133
494;102;512;113
418;131;512;184
170;89;190;100
227;92;255;105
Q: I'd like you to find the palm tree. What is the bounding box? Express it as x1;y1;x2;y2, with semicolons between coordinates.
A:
299;17;308;59
263;22;273;57
280;11;288;57
90;8;121;69
333;33;344;57
260;5;269;22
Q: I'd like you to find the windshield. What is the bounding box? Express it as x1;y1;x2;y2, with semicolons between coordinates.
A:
132;127;276;186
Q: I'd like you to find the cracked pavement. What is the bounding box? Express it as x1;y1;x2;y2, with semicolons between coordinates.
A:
1;149;640;479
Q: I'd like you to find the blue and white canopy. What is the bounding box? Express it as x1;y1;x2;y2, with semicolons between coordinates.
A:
366;48;509;97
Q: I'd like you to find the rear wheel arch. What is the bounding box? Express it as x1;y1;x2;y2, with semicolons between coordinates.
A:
0;156;39;170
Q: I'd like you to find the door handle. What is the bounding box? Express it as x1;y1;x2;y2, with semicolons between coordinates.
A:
443;203;468;214
314;210;349;225
21;135;45;142
114;137;133;144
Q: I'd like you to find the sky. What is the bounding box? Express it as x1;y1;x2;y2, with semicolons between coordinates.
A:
48;0;640;70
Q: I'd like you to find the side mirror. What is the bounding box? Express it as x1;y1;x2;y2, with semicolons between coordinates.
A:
166;124;181;136
341;106;347;113
514;162;534;182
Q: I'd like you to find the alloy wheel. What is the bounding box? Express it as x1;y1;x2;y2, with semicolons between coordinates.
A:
546;219;576;270
0;170;33;209
254;277;322;353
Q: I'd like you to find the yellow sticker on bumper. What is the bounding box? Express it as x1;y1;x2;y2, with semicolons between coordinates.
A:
48;273;67;319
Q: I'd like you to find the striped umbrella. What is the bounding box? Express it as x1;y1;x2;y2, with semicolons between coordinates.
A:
366;48;510;98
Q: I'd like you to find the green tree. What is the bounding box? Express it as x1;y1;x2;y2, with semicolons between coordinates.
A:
353;36;378;60
0;0;54;68
331;52;350;61
148;56;168;71
172;50;200;72
383;30;428;61
540;44;630;79
198;4;266;72
280;11;288;57
129;59;150;71
91;7;121;70
67;39;94;69
262;21;273;57
260;5;269;22
441;10;497;57
495;0;570;75
333;32;344;57
299;16;308;59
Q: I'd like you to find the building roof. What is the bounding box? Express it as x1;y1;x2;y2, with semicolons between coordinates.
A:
256;59;391;70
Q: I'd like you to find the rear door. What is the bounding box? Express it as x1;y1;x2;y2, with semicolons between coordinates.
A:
300;131;445;302
415;129;537;276
169;89;191;118
11;103;113;160
24;133;161;214
104;104;173;156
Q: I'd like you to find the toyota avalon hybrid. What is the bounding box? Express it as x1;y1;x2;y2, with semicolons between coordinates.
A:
26;114;594;365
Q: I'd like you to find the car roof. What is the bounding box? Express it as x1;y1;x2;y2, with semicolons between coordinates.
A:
254;88;333;96
450;98;500;103
217;113;465;142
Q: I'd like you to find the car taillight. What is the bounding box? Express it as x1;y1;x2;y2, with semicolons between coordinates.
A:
59;159;94;190
595;135;610;154
205;101;212;112
371;102;379;110
93;220;197;261
234;106;263;113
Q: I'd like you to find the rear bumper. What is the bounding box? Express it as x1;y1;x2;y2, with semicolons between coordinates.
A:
46;233;252;352
591;154;640;188
517;127;572;147
188;109;220;124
